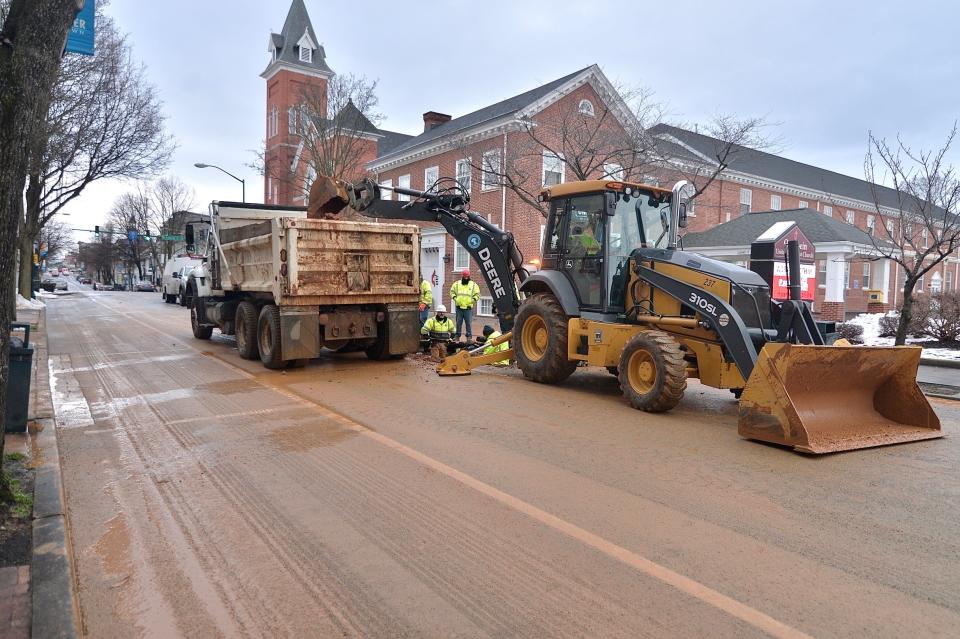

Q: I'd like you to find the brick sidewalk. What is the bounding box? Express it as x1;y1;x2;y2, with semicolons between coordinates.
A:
0;566;30;638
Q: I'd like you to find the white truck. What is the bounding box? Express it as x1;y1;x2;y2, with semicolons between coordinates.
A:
185;201;422;369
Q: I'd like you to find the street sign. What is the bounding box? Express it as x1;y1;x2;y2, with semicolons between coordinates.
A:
66;1;96;56
127;230;138;242
161;234;184;241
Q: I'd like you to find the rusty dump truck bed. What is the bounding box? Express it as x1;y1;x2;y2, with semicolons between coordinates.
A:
214;207;420;307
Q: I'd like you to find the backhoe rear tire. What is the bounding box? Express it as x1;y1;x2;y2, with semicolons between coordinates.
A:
235;301;259;360
618;330;686;413
515;293;577;384
257;304;285;370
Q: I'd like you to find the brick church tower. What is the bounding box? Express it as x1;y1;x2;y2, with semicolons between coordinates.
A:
261;0;332;205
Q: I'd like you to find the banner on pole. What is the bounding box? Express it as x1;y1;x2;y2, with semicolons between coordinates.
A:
66;1;95;56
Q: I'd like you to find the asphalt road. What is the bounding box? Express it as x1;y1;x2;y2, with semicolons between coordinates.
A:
45;290;960;638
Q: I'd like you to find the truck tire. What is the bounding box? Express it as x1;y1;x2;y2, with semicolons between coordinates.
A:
257;304;285;370
164;291;176;304
515;293;577;384
191;300;213;340
235;301;259;360
618;330;686;413
178;285;189;307
364;328;404;361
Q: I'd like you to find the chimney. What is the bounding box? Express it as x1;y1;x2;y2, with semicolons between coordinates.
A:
423;111;451;132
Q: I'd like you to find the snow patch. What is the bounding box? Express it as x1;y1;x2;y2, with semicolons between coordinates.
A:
16;294;45;310
846;313;959;361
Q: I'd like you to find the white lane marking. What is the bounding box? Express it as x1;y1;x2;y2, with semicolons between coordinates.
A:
84;296;814;639
57;353;192;374
49;355;95;429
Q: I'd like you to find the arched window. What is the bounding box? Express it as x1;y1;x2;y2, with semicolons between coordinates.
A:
931;272;943;294
578;99;595;116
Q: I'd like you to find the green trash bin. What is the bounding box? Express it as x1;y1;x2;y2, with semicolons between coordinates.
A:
4;322;33;433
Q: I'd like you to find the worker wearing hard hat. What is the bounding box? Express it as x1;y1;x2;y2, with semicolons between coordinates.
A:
449;269;480;342
479;324;510;366
421;304;456;357
418;276;433;326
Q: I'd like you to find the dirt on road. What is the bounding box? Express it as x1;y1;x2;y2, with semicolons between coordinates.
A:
45;291;960;638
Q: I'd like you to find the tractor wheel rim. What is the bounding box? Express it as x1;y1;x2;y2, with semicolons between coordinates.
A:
521;315;548;362
627;350;657;394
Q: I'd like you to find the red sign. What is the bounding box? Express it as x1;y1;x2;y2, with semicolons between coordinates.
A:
772;262;816;301
773;226;815;262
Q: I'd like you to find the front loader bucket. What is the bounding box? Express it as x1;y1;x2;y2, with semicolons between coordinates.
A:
738;343;941;454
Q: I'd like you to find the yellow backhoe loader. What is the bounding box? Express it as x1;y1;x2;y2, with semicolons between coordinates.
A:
309;175;941;454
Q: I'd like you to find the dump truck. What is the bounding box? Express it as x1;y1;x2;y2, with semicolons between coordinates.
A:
310;175;941;454
185;201;422;368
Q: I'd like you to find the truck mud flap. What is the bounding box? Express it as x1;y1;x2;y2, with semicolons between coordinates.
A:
738;343;941;454
387;304;420;355
280;306;321;361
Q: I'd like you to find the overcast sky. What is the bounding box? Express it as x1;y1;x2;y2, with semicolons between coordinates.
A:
64;0;959;235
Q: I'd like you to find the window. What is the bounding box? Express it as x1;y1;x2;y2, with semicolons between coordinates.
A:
304;167;316;198
456;158;471;193
379;179;393;201
922;228;929;248
299;46;312;63
799;200;809;208
817;260;827;286
539;224;546;254
267;176;273;204
603;162;624;180
867;215;876;235
886;219;895;238
478;297;494;316
905;222;913;244
268;106;279;138
482;150;501;191
770;194;782;211
424;166;439;192
843;260;850;288
272;181;278;204
542;151;564;186
739;188;752;215
862;262;871;289
397;174;411;202
288;107;297;134
930;272;942;294
846;210;855;225
453;241;469;270
687;198;696;217
918;274;925;291
578;99;595;116
823;205;833;217
946;270;953;291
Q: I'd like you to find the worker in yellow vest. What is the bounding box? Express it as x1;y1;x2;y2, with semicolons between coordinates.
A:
421;304;456;358
480;325;510;366
449;269;480;342
418;276;433;326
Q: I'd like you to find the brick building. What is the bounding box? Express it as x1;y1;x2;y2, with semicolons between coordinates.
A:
264;0;958;321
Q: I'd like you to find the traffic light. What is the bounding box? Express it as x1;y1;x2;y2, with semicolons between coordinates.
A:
94;225;100;239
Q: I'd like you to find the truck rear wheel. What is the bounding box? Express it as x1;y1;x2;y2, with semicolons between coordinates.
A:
515;293;576;384
618;330;686;412
191;301;213;340
257;305;285;370
235;301;259;360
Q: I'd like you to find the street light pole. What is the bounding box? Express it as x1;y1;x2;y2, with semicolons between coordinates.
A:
194;162;246;203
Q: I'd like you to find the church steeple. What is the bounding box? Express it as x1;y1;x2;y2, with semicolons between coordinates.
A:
262;0;333;79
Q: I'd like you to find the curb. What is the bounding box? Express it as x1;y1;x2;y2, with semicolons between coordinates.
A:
28;308;80;639
920;357;960;370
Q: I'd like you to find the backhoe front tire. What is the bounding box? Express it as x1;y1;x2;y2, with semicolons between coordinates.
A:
235;301;259;360
618;330;686;412
257;304;285;370
515;293;576;384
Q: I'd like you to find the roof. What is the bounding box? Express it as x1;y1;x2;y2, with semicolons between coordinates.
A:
682;208;894;250
650;123;906;210
265;0;332;76
374;65;594;162
376;129;414;156
307;99;413;155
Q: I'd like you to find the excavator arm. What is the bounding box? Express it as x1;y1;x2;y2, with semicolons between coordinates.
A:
310;176;527;330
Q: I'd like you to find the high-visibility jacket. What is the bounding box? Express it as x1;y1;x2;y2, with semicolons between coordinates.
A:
450;279;480;309
419;280;433;307
483;330;510;366
572;232;601;255
421;315;455;338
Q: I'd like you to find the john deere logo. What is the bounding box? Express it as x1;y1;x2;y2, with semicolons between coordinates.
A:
467;234;481;249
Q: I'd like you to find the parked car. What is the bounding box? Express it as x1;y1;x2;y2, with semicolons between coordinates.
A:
55;279;68;291
135;280;157;292
161;256;202;305
41;278;57;292
79;277;92;285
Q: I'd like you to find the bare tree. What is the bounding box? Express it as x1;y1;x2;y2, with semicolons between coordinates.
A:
0;0;79;499
251;73;382;204
17;10;173;297
108;189;152;282
78;223;119;284
37;217;73;264
864;125;960;345
151;176;197;263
